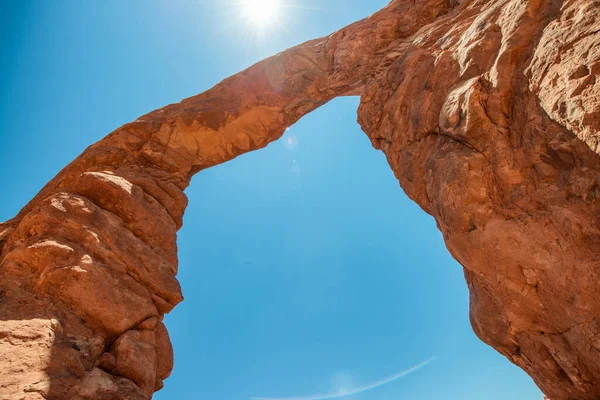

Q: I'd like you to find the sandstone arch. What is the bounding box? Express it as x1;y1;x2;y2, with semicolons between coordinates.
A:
1;0;600;399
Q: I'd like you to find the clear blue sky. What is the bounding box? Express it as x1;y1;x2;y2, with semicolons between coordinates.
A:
0;1;543;399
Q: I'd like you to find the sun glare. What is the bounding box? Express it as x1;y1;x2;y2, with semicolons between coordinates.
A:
242;0;279;25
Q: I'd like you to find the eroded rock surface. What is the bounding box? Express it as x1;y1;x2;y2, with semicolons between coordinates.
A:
1;0;598;399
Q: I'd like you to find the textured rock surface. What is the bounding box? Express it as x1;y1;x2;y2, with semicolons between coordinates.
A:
0;0;598;399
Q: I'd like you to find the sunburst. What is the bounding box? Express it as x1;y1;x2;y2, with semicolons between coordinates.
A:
241;0;280;26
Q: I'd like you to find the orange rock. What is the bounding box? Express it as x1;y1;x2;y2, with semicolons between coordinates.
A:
1;1;599;399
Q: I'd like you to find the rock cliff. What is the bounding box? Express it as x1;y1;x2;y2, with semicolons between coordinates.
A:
1;0;599;399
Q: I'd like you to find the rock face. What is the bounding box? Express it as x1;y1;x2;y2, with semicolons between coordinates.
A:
0;0;598;399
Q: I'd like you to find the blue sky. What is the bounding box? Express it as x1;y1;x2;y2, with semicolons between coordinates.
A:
0;1;543;399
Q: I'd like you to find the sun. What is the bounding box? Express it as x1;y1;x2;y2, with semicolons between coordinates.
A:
241;0;280;26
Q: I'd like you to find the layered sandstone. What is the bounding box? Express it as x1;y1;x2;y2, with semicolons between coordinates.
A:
1;0;599;399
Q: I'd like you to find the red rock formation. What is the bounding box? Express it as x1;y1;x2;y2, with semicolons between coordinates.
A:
0;0;598;399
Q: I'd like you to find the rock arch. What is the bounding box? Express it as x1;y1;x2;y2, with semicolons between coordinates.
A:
1;0;599;399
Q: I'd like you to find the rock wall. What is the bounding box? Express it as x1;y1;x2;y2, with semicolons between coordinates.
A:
1;0;598;399
358;1;600;398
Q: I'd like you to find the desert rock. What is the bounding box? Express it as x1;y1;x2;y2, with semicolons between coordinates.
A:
1;1;599;399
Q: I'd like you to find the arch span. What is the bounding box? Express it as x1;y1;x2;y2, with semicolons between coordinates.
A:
1;0;600;399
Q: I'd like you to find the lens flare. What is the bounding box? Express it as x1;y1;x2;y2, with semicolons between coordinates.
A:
283;134;299;149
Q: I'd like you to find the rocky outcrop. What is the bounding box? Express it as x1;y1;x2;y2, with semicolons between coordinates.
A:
358;1;600;398
0;0;598;399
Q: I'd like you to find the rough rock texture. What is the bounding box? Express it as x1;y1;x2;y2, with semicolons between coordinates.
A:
0;0;598;399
